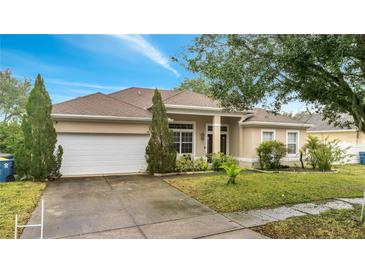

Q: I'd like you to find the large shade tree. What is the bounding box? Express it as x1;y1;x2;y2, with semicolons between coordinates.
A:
0;69;31;122
180;35;365;132
174;76;211;95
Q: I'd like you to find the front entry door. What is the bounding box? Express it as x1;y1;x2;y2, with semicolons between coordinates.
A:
207;134;227;154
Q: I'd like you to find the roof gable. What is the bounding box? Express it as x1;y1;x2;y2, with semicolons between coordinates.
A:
109;87;179;109
163;90;221;108
245;108;304;123
52;92;151;118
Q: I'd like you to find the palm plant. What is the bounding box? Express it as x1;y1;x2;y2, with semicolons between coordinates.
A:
220;162;244;185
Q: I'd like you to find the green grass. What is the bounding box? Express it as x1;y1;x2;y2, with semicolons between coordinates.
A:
253;206;365;239
166;165;365;213
0;181;46;239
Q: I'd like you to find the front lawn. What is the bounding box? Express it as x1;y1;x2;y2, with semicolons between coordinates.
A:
0;181;46;239
253;206;365;239
166;165;365;212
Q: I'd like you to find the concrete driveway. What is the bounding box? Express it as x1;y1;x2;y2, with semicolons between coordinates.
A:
21;175;266;239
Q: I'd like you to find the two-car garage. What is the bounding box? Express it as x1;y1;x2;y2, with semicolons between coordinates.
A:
57;133;149;176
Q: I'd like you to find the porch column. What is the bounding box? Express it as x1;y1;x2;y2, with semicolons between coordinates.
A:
212;115;221;153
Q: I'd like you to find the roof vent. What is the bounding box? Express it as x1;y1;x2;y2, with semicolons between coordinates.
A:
137;90;142;96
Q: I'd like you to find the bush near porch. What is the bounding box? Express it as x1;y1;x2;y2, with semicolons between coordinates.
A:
0;181;46;239
165;165;365;213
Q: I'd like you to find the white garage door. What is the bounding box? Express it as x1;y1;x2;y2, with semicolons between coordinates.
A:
57;133;149;176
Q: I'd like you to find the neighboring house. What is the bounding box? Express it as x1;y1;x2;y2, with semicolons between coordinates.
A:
301;113;365;163
52;87;311;176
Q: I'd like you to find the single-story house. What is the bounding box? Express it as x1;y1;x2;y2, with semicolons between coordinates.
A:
301;113;365;163
52;87;311;176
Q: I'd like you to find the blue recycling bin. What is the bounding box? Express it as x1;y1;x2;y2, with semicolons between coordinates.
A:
0;157;15;182
359;152;365;165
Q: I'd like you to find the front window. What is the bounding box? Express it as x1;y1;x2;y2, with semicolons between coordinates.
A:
169;123;194;154
287;132;298;154
207;125;228;132
262;130;275;142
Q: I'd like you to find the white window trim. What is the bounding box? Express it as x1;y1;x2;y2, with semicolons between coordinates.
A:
205;123;230;154
169;121;196;158
286;130;300;156
261;129;276;143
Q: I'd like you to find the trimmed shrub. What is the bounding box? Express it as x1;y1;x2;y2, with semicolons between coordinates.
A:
175;155;194;172
210;152;235;171
256;140;287;170
175;155;208;172
193;157;208;171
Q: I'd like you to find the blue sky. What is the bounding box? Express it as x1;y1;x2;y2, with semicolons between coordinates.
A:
0;34;197;103
0;34;305;112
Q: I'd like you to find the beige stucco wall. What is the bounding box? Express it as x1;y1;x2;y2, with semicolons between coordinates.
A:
55;117;308;166
238;127;307;168
54;115;239;158
309;131;365;144
227;117;241;157
54;120;150;135
239;127;307;158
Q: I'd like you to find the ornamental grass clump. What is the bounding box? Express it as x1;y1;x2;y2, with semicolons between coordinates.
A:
302;136;350;171
220;162;244;185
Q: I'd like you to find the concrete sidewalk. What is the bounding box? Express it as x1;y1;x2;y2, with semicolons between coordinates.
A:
224;198;364;228
21;175;267;239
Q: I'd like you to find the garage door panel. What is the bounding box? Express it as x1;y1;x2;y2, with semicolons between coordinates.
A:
57;133;149;176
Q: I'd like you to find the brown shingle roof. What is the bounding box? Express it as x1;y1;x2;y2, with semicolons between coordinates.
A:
52;87;310;127
242;108;305;124
163;90;221;108
299;113;355;131
109;87;179;109
53;92;151;118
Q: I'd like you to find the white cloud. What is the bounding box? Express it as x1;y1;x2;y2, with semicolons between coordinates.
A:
113;35;180;77
47;78;124;90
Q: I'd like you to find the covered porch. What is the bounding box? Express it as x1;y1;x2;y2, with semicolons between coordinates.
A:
166;113;242;159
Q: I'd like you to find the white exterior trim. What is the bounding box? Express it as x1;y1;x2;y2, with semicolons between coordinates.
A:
169;121;196;158
235;157;300;163
261;129;276;142
235;157;259;163
308;129;357;133
166;104;224;111
241;121;312;128
52;113;152;122
286;130;300;156
205;123;230;154
165;106;244;117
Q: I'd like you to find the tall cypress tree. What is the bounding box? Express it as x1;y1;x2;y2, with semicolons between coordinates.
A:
145;89;176;174
15;74;63;180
